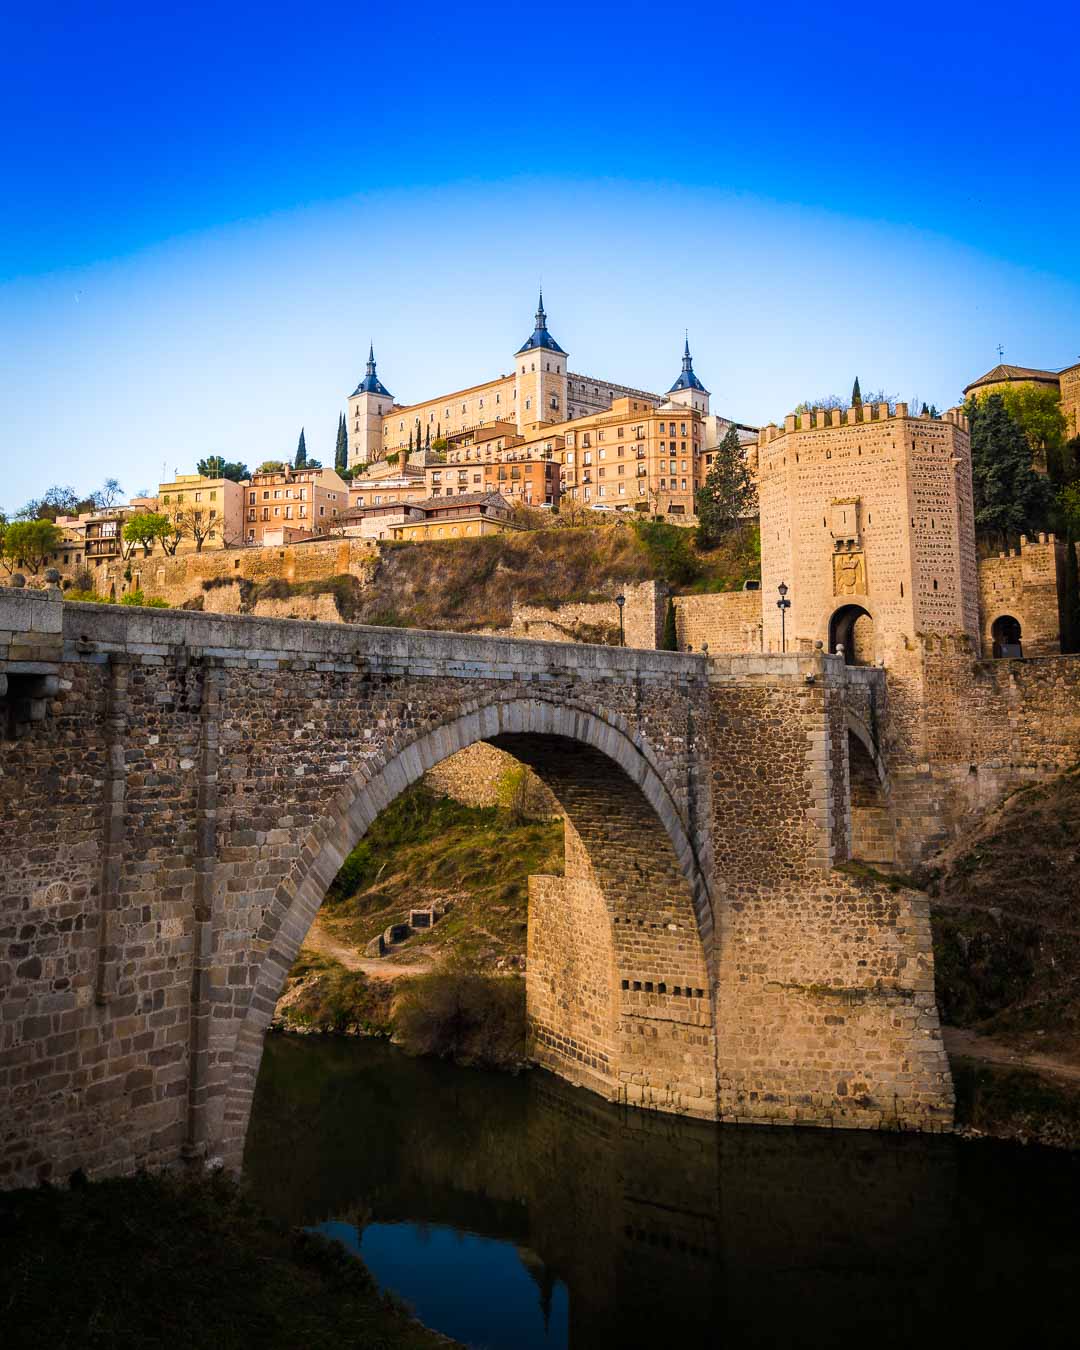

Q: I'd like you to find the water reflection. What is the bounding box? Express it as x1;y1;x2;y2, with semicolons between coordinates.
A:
245;1037;1080;1349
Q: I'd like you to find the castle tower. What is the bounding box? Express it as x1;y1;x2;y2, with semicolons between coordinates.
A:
347;345;393;469
665;336;710;416
756;404;979;662
514;291;568;433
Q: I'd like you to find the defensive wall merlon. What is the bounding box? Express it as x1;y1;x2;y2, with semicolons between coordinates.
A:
756;404;970;444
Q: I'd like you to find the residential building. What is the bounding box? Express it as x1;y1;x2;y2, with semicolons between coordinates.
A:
157;473;245;550
244;465;348;545
389;493;517;542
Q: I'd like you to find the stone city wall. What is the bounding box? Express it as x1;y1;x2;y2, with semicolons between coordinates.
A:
673;591;762;653
977;534;1064;657
88;537;379;606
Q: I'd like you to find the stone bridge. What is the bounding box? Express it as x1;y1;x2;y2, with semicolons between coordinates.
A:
0;588;952;1188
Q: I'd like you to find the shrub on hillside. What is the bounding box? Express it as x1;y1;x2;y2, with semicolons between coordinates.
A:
393;972;526;1069
119;589;169;608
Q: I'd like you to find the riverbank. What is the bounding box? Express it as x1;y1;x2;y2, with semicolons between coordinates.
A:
0;1168;455;1350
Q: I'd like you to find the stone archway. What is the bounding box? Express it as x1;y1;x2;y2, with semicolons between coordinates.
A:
990;614;1023;658
830;604;874;665
215;698;717;1171
846;719;895;864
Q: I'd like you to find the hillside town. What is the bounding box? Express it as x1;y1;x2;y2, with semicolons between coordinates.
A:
2;301;1079;669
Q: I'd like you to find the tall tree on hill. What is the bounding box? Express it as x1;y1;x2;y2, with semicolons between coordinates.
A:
334;413;348;474
424;424;430;451
295;428;308;468
407;429;414;454
968;394;1053;547
695;425;756;548
851;376;862;407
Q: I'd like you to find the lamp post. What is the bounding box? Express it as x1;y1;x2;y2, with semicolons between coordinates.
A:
776;581;791;653
615;594;626;646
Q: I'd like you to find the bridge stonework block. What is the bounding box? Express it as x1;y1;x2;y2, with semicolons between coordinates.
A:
0;602;953;1189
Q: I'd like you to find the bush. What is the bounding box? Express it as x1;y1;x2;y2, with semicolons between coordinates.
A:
393;972;526;1069
119;589;169;608
63;588;109;603
286;961;395;1035
630;518;701;586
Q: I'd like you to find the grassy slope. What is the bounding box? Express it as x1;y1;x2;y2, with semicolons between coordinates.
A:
324;783;564;967
0;1171;452;1350
222;520;760;631
927;765;1080;1145
929;766;1080;1061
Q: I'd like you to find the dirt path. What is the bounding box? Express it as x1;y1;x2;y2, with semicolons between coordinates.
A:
300;912;437;980
944;1027;1080;1084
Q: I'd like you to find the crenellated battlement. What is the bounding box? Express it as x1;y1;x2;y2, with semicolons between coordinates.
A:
757;403;969;447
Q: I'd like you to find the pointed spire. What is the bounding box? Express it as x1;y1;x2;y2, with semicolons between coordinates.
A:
667;333;709;395
516;289;565;355
352;343;391;398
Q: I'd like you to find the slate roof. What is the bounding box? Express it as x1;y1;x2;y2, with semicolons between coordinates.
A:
351;344;392;398
667;338;709;394
516;291;566;356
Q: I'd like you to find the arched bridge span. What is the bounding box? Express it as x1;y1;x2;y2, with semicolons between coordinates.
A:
0;591;953;1187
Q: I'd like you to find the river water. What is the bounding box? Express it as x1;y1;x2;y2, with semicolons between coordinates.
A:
245;1036;1080;1349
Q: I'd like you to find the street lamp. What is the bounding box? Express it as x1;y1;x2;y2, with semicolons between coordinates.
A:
615;594;626;646
776;581;791;653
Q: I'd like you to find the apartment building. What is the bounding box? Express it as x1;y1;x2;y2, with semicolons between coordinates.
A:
158;473;245;550
244;465;348;544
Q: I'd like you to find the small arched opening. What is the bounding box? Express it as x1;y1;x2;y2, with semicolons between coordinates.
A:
847;727;895;864
990;614;1023;659
830;605;874;665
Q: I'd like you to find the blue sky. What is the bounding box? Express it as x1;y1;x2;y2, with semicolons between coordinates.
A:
2;0;1078;509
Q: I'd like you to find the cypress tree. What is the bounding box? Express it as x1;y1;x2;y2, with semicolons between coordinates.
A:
425;424;431;450
335;413;348;473
661;597;678;650
295;427;307;468
851;377;862;407
1063;533;1080;654
408;429;413;454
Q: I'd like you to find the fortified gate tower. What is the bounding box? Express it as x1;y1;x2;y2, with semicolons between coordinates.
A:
756;402;979;663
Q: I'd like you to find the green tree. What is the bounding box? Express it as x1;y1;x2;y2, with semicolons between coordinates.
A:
121;511;171;557
294;428;308;468
257;460;286;474
968;394;1053;546
2;518;64;573
197;456;249;482
660;597;678;650
695;425;756;548
407;429;414;454
334;413;348;474
972;383;1066;478
851;376;862;407
1062;533;1080;655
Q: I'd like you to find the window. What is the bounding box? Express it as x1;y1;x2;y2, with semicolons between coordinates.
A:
680;423;686;436
195;491;202;502
583;451;592;465
262;508;269;520
249;492;255;504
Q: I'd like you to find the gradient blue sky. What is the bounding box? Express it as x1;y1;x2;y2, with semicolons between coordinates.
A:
3;0;1078;509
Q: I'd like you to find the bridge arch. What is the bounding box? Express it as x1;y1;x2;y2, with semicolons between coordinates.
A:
217;696;717;1169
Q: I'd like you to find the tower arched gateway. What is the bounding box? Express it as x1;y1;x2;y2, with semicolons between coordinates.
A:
217;699;716;1171
830;604;875;665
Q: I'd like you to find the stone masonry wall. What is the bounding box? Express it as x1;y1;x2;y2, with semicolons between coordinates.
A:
673;591;762;654
702;652;952;1131
977;534;1064;657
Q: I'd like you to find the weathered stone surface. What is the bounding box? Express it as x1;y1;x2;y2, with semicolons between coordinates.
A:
0;595;955;1189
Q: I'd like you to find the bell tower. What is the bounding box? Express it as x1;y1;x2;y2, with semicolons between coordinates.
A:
513;291;568;433
347;345;393;469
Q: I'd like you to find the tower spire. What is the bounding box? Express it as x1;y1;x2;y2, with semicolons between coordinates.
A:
535;287;546;330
